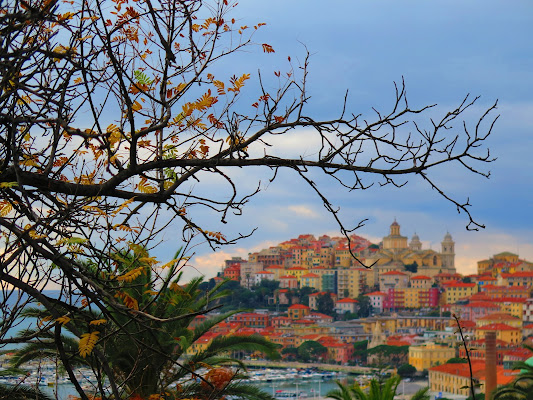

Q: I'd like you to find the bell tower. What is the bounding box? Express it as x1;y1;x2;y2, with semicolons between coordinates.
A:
441;232;455;270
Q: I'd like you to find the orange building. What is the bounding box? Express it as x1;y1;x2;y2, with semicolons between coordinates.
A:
476;323;522;345
429;362;514;396
288;304;310;320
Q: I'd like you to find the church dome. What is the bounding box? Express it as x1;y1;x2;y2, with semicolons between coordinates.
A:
443;232;453;242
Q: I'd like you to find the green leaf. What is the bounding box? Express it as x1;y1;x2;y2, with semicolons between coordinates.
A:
67;237;88;244
134;70;153;85
0;181;18;188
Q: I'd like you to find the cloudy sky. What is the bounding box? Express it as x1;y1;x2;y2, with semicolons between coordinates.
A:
170;0;533;279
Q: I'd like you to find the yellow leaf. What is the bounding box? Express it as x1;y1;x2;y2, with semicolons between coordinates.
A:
228;74;250;93
137;176;157;194
138;256;158;266
158;258;178;269
112;197;135;217
106;124;122;146
131;101;142;112
37;315;52;326
116;266;145;282
79;331;99;358
0;202;13;217
0;182;18;188
114;291;139;310
82;205;106;216
55;316;71;326
89;319;107;326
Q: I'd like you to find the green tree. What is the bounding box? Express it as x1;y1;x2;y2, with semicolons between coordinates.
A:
10;252;278;400
326;376;429;400
281;347;298;361
404;262;418;274
0;384;54;400
397;364;417;378
356;294;372;318
297;341;328;363
446;357;468;364
353;340;368;364
317;293;335;316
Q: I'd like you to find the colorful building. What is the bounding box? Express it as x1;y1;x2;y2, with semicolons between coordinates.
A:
444;282;478;304
408;342;455;371
288;304;310;320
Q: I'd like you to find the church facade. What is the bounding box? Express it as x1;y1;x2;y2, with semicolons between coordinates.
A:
366;220;457;280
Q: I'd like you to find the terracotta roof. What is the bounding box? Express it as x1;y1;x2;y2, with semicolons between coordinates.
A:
255;271;274;274
411;275;432;280
381;271;407;276
477;323;520;331
492;297;527;303
478;312;520;321
429;361;485;377
336;298;359;303
365;291;387;297
465;301;500;308
280;275;297;279
309;291;328;297
302;273;320;278
429;362;515;385
458;320;476;328
288;304;310;310
502;271;533;278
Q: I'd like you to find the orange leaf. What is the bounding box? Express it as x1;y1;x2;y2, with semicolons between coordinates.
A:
262;43;275;53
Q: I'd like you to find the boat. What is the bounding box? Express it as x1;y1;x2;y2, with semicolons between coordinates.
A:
274;390;308;398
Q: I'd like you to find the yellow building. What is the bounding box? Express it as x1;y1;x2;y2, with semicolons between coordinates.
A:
334;245;353;268
300;273;320;290
286;266;307;280
288;304;310;320
403;287;426;308
337;267;366;299
410;275;433;289
409;342;455;371
361;316;452;334
492;298;525;320
445;282;478;304
477;252;533;276
429;362;513;397
265;264;285;280
476;312;522;329
476;323;522;345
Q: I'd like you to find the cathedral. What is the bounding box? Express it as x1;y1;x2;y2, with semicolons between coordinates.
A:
365;220;456;278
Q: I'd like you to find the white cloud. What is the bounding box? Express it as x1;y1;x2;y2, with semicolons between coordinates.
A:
287;205;320;219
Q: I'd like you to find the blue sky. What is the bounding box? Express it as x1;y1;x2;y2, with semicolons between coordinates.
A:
168;0;533;279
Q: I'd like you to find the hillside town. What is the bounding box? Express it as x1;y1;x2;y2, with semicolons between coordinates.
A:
198;221;533;398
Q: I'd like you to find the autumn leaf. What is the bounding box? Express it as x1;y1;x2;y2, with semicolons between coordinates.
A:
262;43;275;53
228;74;250;93
55;316;71;326
0;202;13;217
114;291;139;310
89;319;107;326
79;331;99;358
116;266;145;282
137;176;157;193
